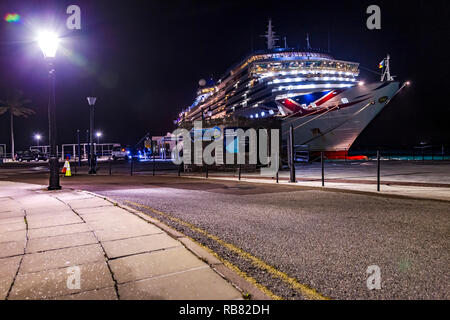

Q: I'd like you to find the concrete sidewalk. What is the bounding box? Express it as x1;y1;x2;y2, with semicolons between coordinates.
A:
0;181;246;300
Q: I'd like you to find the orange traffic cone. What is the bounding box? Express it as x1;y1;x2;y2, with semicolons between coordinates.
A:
65;161;72;177
62;157;71;177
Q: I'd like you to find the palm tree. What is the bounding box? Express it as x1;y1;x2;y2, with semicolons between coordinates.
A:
0;90;34;160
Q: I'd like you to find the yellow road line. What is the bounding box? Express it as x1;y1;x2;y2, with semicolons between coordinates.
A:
125;200;330;300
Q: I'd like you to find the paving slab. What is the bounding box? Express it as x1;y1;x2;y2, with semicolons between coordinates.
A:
65;197;114;210
0;256;22;300
102;233;181;259
119;267;242;300
93;223;163;242
0;230;26;244
0;212;25;220
27;223;91;239
20;243;105;274
82;213;130;223
0;217;25;225
25;209;74;217
0;222;25;233
0;241;25;258
54;287;117;300
109;246;207;284
26;232;98;253
75;206;127;216
9;261;114;300
26;214;83;229
0;256;21;278
55;192;96;202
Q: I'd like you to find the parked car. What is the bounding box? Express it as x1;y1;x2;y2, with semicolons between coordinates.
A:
32;150;48;161
111;145;128;160
16;151;35;162
16;150;48;162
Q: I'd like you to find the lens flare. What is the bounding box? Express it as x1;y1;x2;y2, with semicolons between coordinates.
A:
4;13;21;23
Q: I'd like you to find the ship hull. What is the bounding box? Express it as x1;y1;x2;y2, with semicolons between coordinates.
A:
281;82;400;151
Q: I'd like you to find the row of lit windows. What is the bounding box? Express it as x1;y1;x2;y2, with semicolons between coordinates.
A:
273;83;354;92
252;61;359;73
268;76;356;84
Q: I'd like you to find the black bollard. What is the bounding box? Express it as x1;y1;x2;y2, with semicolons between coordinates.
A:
238;164;241;181
377;150;381;192
289;125;296;183
152;153;155;176
321;151;325;187
77;129;81;168
130;158;133;176
205;164;208;178
178;164;181;177
276;171;279;184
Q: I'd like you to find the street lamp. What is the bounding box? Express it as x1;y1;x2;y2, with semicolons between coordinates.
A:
38;31;61;190
34;134;42;147
87;96;97;174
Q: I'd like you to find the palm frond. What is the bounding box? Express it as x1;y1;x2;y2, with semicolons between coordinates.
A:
0;89;34;119
12;107;35;117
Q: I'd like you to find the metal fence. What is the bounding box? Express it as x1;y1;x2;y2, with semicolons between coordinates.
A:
60;143;119;161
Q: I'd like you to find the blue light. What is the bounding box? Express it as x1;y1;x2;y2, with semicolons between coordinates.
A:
261;112;265;117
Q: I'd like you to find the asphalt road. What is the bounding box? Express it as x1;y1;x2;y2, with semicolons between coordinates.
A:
2;163;449;300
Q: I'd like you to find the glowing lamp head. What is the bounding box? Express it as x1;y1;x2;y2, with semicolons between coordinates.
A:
35;134;41;140
406;81;411;86
358;81;365;86
37;31;59;58
87;97;97;106
96;132;102;138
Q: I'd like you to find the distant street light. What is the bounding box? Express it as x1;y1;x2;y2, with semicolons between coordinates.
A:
34;134;42;146
96;131;102;144
38;30;61;190
87;96;97;174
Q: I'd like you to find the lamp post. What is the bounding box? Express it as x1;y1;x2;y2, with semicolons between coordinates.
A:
38;31;61;190
34;134;41;147
87;96;97;174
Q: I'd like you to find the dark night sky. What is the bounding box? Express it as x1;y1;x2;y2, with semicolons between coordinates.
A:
0;0;449;151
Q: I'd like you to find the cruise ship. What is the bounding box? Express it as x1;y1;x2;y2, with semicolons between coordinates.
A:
176;20;408;157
